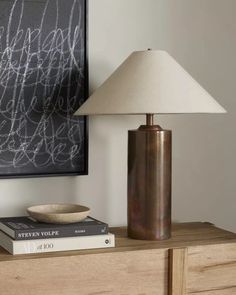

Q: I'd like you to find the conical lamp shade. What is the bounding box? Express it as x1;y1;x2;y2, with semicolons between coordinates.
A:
75;50;226;115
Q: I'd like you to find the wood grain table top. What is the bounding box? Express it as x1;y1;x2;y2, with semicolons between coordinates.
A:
0;222;235;262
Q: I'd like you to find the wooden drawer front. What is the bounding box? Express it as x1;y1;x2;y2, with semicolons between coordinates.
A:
0;249;168;295
187;243;236;294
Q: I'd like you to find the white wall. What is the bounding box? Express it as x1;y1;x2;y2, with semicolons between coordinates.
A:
161;0;236;232
0;0;235;232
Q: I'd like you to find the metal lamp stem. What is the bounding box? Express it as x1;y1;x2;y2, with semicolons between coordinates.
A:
146;114;154;126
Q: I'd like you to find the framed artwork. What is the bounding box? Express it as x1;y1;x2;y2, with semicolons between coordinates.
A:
0;0;88;178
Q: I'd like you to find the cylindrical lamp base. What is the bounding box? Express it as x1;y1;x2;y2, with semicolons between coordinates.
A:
128;125;172;240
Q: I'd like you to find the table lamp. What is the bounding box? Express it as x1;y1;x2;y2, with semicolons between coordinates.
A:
74;50;226;240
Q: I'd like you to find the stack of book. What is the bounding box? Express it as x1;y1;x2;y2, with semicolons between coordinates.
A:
0;216;115;255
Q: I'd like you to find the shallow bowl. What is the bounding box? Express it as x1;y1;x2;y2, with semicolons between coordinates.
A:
27;204;90;224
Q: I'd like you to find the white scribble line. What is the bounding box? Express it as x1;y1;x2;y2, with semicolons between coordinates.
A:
9;0;25;140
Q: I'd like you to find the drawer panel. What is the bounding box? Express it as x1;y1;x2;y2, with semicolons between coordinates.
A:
187;243;236;294
0;249;168;295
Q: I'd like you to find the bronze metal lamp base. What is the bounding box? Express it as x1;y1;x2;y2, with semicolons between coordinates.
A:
128;114;172;240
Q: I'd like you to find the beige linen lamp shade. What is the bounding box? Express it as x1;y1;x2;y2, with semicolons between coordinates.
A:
75;50;226;115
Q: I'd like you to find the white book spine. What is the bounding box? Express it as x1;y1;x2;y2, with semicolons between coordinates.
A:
0;231;115;255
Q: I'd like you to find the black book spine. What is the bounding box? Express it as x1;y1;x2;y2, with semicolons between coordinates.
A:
14;224;109;240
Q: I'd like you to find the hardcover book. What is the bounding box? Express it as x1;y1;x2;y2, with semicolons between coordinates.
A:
0;230;115;255
0;216;108;240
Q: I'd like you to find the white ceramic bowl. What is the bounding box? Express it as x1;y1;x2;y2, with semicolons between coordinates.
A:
27;204;90;224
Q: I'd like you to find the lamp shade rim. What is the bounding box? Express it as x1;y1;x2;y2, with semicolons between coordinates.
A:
75;110;227;116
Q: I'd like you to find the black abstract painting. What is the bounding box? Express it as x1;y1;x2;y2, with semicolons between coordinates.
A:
0;0;87;177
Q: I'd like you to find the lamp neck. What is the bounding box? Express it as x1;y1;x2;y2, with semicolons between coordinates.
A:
146;114;154;126
138;114;162;131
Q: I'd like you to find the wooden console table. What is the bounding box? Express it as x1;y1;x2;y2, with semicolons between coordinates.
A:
0;222;235;295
